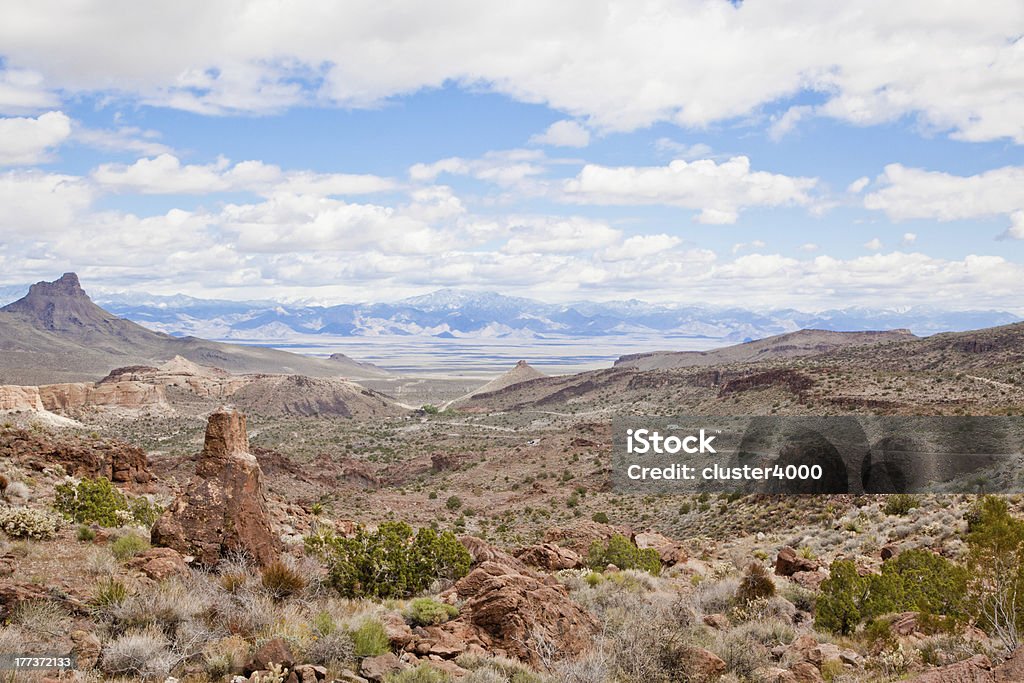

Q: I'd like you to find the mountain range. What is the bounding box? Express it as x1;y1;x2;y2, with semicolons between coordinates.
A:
0;274;385;385
0;285;1017;342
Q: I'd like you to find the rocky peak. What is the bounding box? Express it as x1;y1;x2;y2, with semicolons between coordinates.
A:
27;272;87;298
202;408;250;459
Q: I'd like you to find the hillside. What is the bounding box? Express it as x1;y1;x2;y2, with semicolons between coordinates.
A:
0;274;387;384
614;328;916;370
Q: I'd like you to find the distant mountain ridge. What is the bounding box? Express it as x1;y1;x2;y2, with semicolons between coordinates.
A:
0;285;1015;342
0;273;386;385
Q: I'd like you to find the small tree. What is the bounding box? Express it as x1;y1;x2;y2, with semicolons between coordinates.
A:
966;496;1024;653
586;534;661;574
816;559;867;635
307;521;471;599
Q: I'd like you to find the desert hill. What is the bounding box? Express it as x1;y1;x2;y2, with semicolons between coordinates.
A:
614;328;916;371
0;273;386;384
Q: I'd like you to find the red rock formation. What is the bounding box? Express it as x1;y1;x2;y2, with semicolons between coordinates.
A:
151;409;279;566
0;427;151;486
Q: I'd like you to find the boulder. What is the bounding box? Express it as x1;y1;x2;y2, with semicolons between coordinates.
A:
542;520;634;555
680;647;726;680
360;653;405;682
458;535;531;572
514;542;582;570
152;409;279;567
909;655;994;682
635;531;687;566
994;647;1024;682
127;547;188;580
245;638;294;673
775;547;818;576
446;560;598;667
755;667;797;683
788;662;825;683
70;630;102;670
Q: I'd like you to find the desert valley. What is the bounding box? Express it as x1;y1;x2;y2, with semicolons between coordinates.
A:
0;274;1022;683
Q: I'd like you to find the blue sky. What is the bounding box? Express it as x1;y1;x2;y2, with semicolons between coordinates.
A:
2;1;1024;312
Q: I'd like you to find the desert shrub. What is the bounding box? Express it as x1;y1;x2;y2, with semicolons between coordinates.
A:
54;477;158;528
203;635;250;679
965;495;1024;652
110;532;150;560
820;659;845;681
883;494;920;516
818;550;967;636
446;496;462;511
386;664;452;682
306;630;355;667
351;618;390;657
862;549;967;622
77;524;96;541
100;628;173;679
307;522;471;599
261;559;307;599
408;597;459;626
736;562;775;604
0;505;60;539
586;534;660;574
456;654;548;683
592;512;609;524
816;559;867;635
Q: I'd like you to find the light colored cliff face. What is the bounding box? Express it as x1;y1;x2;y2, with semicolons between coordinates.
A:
37;381;167;411
105;356;248;399
0;385;44;411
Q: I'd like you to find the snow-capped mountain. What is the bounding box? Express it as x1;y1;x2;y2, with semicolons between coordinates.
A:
0;287;1018;341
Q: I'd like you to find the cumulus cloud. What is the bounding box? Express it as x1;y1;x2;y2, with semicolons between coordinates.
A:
530;120;590;147
901;232;917;246
864;237;882;251
864;163;1024;238
92;153;396;196
2;2;1022;142
0;170;92;234
0;111;71;165
562;156;817;223
0;68;57;114
847;176;870;193
502;216;620;254
74;125;173;156
409;149;546;187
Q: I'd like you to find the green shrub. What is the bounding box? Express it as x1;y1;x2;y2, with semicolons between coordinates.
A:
77;524;96;542
386;665;451;682
350;618;390;657
586;534;660;574
54;477;158;528
0;506;60;539
736;562;776;604
260;559;307;599
591;512;609;524
408;597;458;626
965;495;1024;652
883;494;920;516
445;496;462;511
94;578;129;607
817;550;968;635
307;522;471;599
816;559;867;635
110;533;150;561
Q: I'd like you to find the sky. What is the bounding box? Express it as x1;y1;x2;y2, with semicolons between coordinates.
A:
1;1;1024;312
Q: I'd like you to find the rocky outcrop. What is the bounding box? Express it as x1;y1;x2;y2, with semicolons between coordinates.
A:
0;427;151;485
994;647;1024;682
443;560;598;667
151;409;279;566
775;547;819;576
514;542;582;570
542;520;634;555
908;655;993;682
127;547;188;581
38;381;166;411
635;531;687;566
0;385;44;411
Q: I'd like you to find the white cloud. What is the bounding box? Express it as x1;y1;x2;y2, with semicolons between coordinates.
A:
562;156;817;223
409;149;546;187
800;242;819;252
0;68;57;114
864;163;1024;238
732;240;767;254
2;3;1022;141
0;111;71;165
847;176;870;193
654;140;713;159
901;232;917;246
91;153;396;196
769;105;813;141
864;237;882;251
502;217;620;254
74;125;173;156
530;120;590;148
601;234;681;261
0;170;92;234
